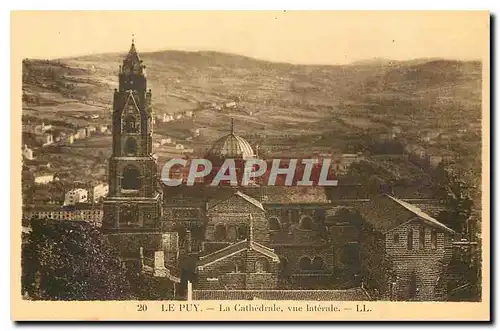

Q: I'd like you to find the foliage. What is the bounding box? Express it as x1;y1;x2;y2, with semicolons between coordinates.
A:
22;219;131;300
435;164;473;234
359;219;394;299
126;270;175;300
444;247;481;301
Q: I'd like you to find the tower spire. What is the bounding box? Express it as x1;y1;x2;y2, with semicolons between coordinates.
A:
122;37;142;75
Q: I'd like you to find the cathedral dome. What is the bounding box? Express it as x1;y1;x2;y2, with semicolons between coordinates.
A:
206;120;254;160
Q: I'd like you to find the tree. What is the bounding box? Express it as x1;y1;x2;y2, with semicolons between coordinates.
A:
126;271;176;300
435;164;473;234
359;219;394;299
443;247;481;302
22;219;131;300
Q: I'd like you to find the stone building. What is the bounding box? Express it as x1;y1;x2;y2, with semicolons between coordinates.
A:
163;173;361;291
92;183;109;203
34;174;54;185
23;203;104;227
102;40;162;231
197;214;280;290
161;123;458;299
160;123;363;291
22;144;34;160
360;194;457;301
74;128;87;140
94;40;460;301
101;41;176;283
64;188;88;206
35;133;53;147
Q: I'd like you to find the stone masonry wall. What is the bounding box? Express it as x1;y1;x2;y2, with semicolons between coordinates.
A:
206;195;269;244
385;220;454;301
197;248;278;290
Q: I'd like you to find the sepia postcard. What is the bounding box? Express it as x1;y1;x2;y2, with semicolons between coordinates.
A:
11;11;490;321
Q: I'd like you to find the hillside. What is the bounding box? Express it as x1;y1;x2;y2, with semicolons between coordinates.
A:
23;51;481;150
21;50;482;197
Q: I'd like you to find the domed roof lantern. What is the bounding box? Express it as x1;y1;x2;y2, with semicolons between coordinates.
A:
206;118;255;160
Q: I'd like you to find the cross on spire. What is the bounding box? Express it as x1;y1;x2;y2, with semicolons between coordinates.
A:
230;118;234;134
132;33;135;45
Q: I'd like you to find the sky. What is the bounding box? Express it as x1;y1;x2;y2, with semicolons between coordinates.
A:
12;11;489;65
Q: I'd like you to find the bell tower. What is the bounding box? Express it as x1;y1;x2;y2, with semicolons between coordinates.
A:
102;39;161;232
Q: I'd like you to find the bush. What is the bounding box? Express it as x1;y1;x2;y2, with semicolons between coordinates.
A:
22;219;132;300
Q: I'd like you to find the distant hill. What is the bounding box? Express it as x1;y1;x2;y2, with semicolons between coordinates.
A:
22;50;482;153
21;49;483;200
350;58;398;66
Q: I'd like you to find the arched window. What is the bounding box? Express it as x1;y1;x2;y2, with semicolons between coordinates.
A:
393;233;400;244
407;229;414;250
227;225;237;241
268;217;281;231
299;216;313;230
312;257;324;270
255;258;270;273
125;137;138;156
122;165;141;190
214;224;227;241
123;115;138;133
237;224;248;240
299;257;311;270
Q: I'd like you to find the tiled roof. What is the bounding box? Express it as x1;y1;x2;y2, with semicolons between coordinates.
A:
235;191;264;210
207;191;264;211
249;241;279;262
262;186;329;204
404;201;447;219
360;194;455;234
386;195;455;234
198;240;247;268
192;288;370;300
197;239;279;269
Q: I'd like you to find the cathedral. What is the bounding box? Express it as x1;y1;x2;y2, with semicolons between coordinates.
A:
102;41;361;292
102;41;458;301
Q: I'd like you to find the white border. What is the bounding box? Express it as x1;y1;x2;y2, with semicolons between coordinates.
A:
4;1;497;330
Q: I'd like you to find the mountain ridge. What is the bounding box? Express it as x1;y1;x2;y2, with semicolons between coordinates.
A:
45;48;481;69
22;49;481;153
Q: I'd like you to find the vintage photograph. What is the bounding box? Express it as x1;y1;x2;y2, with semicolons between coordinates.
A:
12;11;489;320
